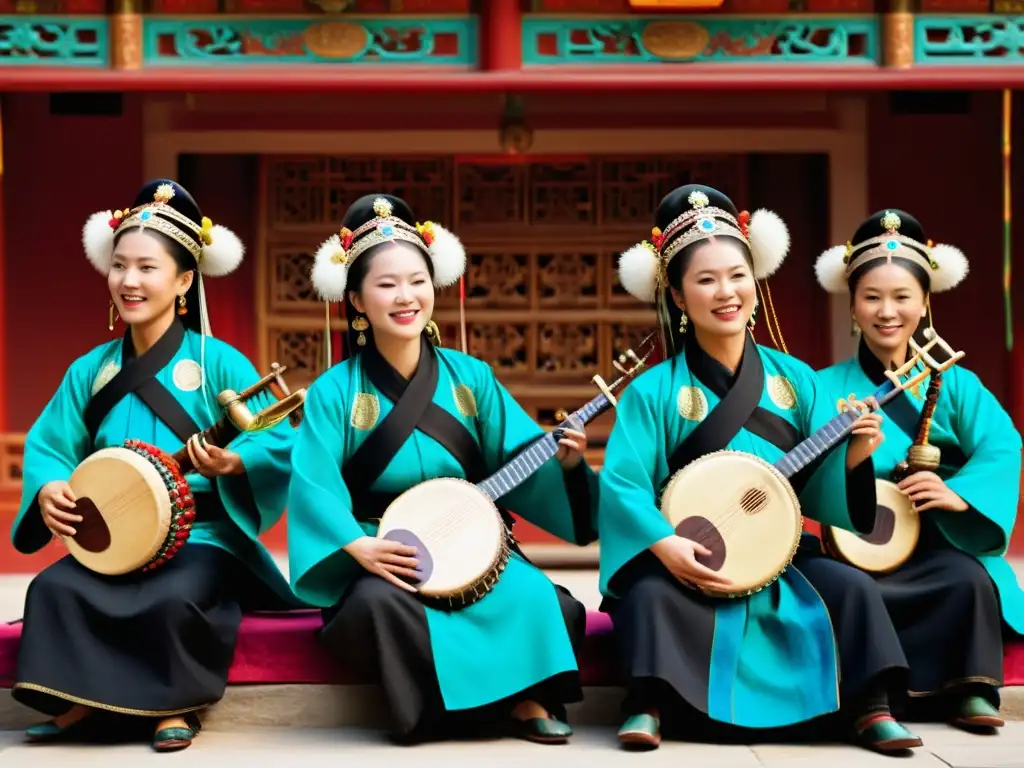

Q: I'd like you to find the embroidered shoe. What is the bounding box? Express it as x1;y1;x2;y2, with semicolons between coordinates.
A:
617;713;661;750
508;716;573;744
152;714;202;752
854;713;923;753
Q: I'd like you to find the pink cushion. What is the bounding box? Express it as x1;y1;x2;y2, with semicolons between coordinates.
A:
1;611;1020;689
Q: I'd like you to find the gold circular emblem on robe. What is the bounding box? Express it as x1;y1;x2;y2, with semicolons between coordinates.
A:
91;361;120;395
452;384;477;418
303;22;370;59
641;21;710;61
172;359;203;392
350;393;379;431
767;375;797;410
677;385;709;422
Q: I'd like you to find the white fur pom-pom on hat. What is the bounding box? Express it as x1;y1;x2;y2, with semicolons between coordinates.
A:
814;245;850;294
618;242;661;304
929;243;969;293
198;223;245;277
747;209;790;280
310;234;350;302
424;223;466;288
83;210;116;274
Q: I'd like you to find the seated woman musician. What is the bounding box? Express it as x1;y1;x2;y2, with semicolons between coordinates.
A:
598;184;920;754
286;194;599;745
814;209;1024;731
9;180;298;752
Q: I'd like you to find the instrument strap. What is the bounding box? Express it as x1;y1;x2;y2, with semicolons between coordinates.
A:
857;339;966;468
664;333;799;486
343;336;488;493
84;319;200;447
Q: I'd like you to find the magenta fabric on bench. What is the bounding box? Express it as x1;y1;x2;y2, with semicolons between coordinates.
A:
0;611;1020;690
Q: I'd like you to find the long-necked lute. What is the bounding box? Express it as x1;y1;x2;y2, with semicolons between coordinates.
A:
377;337;656;610
823;341;953;573
65;363;306;576
661;328;964;597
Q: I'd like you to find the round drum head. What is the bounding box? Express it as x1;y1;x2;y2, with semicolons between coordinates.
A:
66;447;172;575
825;479;919;574
662;451;802;595
377;478;504;598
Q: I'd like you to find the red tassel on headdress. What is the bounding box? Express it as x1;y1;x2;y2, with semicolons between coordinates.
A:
738;210;751;238
458;275;468;354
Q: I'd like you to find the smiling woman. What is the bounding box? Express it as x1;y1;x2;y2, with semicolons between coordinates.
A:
286;193;601;744
8;179;299;753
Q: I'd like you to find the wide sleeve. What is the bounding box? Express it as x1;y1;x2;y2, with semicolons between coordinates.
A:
933;368;1021;556
792;366;876;535
12;359;94;554
596;381;675;596
286;377;368;608
471;362;599;546
207;345;298;541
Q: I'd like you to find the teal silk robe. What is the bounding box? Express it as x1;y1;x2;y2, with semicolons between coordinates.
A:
10;328;296;606
599;342;871;728
287;345;599;712
817;354;1024;634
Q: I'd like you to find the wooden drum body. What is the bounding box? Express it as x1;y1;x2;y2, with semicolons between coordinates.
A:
65;440;196;576
376;477;511;609
822;479;919;574
661;450;803;597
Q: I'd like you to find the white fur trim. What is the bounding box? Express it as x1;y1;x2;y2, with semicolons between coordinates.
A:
929;243;969;293
199;224;245;277
747;209;790;280
310;234;350;301
814;245;850;294
618;242;660;303
83;210;115;274
427;224;466;288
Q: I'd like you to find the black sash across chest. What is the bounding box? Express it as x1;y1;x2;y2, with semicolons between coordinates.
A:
343;337;490;518
664;333;800;484
857;340;966;469
82;320;200;447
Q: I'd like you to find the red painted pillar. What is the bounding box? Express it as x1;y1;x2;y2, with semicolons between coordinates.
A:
0;95;7;434
481;0;522;71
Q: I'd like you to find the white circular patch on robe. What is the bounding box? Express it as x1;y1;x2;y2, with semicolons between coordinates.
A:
173;359;204;392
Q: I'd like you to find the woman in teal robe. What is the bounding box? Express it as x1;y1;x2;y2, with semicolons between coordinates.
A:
814;209;1024;730
600;184;918;754
287;194;599;744
9;180;298;752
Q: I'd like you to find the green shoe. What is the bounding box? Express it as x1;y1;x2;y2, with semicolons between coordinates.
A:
854;716;923;753
617;713;661;750
951;695;1004;730
24;713;91;743
152;715;202;753
508;716;573;744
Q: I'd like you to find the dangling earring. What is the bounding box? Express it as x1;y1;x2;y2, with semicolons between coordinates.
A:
177;295;187;316
679;310;688;333
351;315;369;347
851;319;861;337
108;299;118;332
748;314;757;331
425;319;442;346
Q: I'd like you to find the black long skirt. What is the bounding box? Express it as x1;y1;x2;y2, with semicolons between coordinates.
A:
870;540;1005;712
605;538;909;739
318;574;587;741
13;543;250;718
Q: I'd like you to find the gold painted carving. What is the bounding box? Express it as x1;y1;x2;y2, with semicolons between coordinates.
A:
350;393;380;430
303;22;371;59
641;21;710;61
112;12;143;71
883;11;914;69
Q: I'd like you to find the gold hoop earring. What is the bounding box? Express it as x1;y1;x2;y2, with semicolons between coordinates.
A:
679;311;688;333
108;299;118;332
351;315;369;347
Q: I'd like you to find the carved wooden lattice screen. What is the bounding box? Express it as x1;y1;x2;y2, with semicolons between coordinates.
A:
257;155;747;448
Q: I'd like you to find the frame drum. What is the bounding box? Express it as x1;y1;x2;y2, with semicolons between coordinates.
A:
661;451;803;596
377;477;509;606
822;479;919;574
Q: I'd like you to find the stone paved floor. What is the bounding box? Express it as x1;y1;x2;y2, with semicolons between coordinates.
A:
0;723;1022;767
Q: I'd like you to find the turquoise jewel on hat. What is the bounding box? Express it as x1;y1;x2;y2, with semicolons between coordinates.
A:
140;210;152;221
698;217;716;233
885;239;899;251
379;223;395;238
